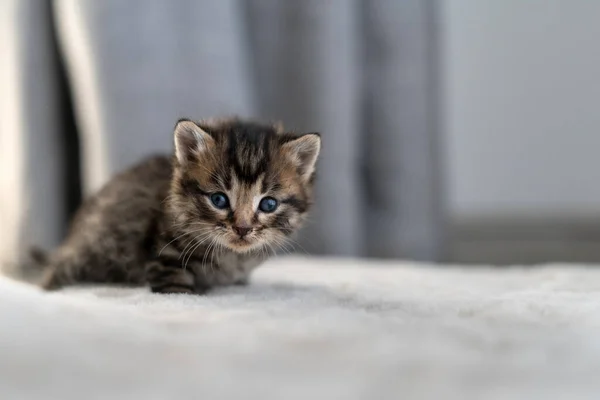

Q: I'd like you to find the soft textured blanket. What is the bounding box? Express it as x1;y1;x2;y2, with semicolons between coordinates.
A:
1;257;600;400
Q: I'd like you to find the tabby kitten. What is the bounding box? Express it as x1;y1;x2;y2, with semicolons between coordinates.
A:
34;118;321;294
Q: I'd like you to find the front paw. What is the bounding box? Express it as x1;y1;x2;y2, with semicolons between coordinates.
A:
146;261;198;294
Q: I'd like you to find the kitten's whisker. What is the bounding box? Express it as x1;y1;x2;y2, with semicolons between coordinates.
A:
202;237;218;274
270;239;287;256
266;243;277;258
168;220;212;231
158;227;210;256
271;236;296;256
183;233;213;270
209;234;224;274
182;237;204;271
271;241;287;257
208;236;217;272
281;236;309;255
291;236;314;253
209;235;224;274
178;229;212;261
261;243;268;261
214;235;226;272
179;231;212;270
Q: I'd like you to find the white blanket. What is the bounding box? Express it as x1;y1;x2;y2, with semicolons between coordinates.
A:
1;257;600;400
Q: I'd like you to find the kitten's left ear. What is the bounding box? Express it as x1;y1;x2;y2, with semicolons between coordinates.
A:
281;133;321;179
173;119;215;165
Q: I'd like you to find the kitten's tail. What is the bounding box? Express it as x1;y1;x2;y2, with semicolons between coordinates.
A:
3;247;51;284
28;247;49;269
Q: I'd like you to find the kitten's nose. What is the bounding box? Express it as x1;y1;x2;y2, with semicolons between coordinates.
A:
233;225;252;238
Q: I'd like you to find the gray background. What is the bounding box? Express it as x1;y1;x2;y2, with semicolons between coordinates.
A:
0;0;444;267
5;0;600;268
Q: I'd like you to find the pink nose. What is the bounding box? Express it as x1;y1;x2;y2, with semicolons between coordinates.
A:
233;225;252;237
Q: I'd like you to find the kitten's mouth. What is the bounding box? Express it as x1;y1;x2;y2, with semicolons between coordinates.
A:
224;236;261;253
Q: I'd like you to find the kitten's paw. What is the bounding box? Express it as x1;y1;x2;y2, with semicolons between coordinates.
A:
146;261;199;294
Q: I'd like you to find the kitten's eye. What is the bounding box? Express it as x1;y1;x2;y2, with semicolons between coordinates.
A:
258;197;278;213
210;192;229;209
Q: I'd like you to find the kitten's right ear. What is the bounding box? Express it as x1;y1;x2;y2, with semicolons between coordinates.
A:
281;133;321;181
174;119;215;165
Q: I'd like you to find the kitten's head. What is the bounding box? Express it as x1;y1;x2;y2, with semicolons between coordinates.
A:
168;118;320;254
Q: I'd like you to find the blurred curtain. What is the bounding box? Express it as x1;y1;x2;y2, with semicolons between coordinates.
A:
1;0;445;265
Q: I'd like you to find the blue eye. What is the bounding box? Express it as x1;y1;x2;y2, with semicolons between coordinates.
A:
259;197;278;213
210;192;229;209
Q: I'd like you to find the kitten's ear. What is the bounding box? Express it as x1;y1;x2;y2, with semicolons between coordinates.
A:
281;133;321;179
173;119;215;165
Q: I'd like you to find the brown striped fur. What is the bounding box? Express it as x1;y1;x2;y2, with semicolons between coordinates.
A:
35;118;321;294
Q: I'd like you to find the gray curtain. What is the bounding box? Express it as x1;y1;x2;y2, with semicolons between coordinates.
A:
1;0;445;267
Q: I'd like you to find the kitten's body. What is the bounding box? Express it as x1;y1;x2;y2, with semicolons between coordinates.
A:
36;118;320;294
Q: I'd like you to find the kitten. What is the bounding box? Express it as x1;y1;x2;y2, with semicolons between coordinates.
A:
32;118;321;294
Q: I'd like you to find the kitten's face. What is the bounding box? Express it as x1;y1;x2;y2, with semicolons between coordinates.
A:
168;118;320;254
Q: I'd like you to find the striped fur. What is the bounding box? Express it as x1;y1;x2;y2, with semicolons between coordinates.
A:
37;118;320;294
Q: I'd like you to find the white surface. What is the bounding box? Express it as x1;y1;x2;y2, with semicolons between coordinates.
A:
1;256;600;400
442;0;600;216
